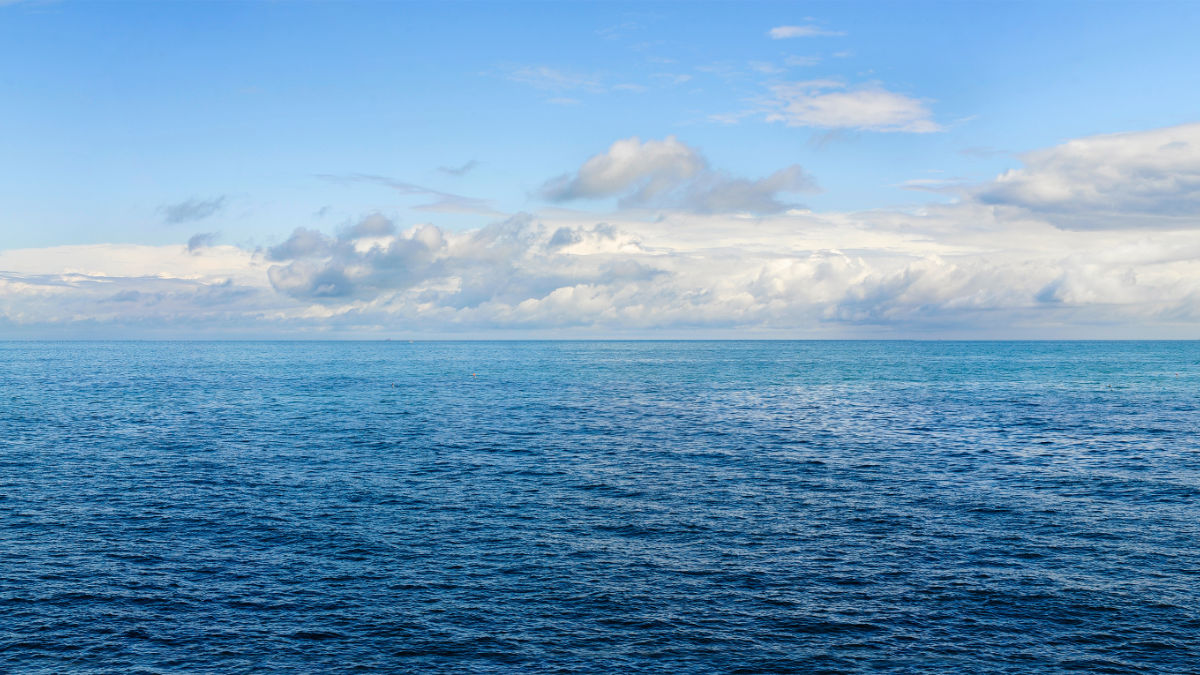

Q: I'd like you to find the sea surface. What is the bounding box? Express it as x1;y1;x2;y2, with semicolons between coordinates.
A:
2;341;1199;673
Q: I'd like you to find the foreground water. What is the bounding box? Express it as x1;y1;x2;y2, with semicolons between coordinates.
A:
2;341;1199;673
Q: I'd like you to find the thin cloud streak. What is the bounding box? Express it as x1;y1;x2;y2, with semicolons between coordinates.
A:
768;25;846;39
317;173;504;216
161;196;226;225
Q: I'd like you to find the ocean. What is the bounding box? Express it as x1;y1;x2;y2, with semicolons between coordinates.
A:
2;341;1199;672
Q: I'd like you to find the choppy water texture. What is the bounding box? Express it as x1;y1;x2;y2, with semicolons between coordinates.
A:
3;341;1200;673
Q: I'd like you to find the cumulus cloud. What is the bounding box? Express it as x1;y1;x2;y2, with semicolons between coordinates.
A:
538;136;818;213
266;215;447;300
766;80;941;133
768;25;845;39
974;122;1200;229
540;136;705;202
161;196;226;224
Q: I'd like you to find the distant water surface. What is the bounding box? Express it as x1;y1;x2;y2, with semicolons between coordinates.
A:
2;341;1199;672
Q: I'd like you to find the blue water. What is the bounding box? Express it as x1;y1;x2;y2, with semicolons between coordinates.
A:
2;341;1199;673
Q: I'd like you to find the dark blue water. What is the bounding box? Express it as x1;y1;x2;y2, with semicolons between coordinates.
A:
3;341;1199;673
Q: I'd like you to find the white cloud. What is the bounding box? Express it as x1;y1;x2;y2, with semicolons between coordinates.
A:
6;203;1200;337
438;160;479;177
539;136;706;203
748;61;784;74
768;25;845;39
538;136;817;213
502;65;604;93
784;55;821;68
974;122;1200;228
7;125;1200;337
766;80;941;133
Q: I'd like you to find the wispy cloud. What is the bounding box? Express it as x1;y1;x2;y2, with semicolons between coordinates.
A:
765;80;941;133
596;21;643;40
317;173;503;216
748;61;784;75
498;64;651;101
896;177;967;194
438;160;479;177
784;55;821;68
768;25;845;39
9;125;1200;337
161;196;226;224
502;65;605;93
960;146;1006;158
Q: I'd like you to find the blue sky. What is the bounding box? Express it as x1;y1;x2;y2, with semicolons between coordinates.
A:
3;1;1200;337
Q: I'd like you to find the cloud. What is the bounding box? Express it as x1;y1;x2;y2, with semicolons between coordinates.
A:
540;136;705;202
538;136;818;213
161;196;226;224
502;65;604;93
766;80;941;133
0;242;276;336
267;227;335;261
651;73;693;85
499;65;651;99
897;177;966;194
768;25;845;39
960;146;1006;158
6;201;1200;337
438;160;479;177
784;55;821;68
8;124;1200;337
318;173;503;216
596;21;643;41
974;122;1200;229
748;61;784;74
187;232;218;252
229;208;1200;334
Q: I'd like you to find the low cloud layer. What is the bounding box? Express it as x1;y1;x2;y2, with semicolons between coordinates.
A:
538;136;818;214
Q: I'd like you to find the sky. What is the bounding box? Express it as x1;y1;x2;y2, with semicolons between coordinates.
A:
2;0;1200;338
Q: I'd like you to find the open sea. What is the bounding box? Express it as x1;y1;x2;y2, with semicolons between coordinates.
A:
2;340;1199;673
